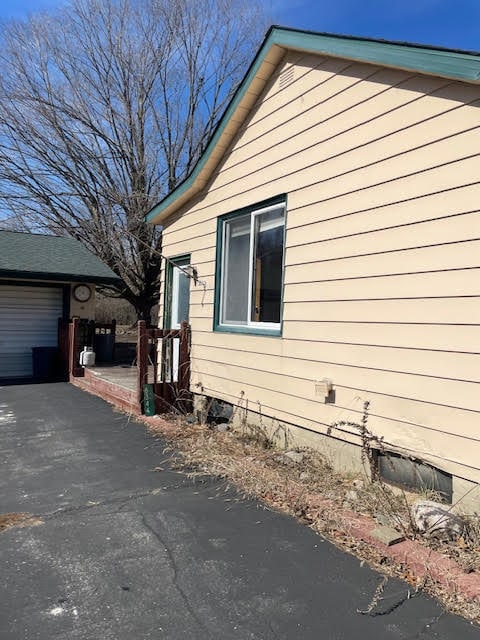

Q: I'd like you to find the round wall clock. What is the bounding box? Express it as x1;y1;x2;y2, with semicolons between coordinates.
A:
73;284;92;302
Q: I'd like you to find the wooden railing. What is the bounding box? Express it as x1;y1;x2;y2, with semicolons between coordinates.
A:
137;320;191;415
63;317;190;416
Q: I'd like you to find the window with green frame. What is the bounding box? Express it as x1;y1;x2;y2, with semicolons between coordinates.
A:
215;196;286;335
163;255;190;329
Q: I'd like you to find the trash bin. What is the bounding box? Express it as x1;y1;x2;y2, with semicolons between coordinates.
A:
94;333;115;363
32;346;59;380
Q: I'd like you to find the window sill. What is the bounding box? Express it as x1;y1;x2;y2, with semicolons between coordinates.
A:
214;323;281;337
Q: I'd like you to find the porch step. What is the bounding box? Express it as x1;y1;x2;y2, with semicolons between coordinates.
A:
70;367;141;415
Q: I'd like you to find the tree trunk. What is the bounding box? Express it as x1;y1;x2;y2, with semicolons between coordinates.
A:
134;300;155;325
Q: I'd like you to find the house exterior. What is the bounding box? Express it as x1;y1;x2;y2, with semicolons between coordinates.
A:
0;230;120;380
146;27;480;506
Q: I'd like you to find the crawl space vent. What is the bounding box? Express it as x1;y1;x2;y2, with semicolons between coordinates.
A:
376;450;453;503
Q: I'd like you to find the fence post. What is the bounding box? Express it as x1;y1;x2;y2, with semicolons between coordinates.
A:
178;321;191;395
69;317;84;377
137;320;148;407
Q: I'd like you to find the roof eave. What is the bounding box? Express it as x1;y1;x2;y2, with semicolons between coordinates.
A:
146;26;480;226
0;270;122;286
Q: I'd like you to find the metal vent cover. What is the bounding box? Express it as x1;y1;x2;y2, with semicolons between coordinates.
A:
279;66;294;89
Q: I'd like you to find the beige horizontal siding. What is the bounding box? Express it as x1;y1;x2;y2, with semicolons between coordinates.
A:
161;173;479;248
283;298;480;324
215;118;479;206
161;152;479;248
281;321;480;353
189;270;480;307
158;51;480;484
211;95;480;195
286;210;479;265
287;181;479;227
189;367;480;481
195;321;479;354
162;218;217;249
283;269;480;300
189;353;478;433
161;58;479;227
208;135;478;210
224;97;480;183
285;240;480;281
235;63;457;155
191;344;478;408
290;159;480;222
238;58;372;142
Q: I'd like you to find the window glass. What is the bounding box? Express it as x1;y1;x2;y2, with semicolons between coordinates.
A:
219;202;285;330
169;258;190;329
222;213;250;324
176;268;190;325
251;207;284;324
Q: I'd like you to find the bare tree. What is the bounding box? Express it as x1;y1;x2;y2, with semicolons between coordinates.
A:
0;0;266;321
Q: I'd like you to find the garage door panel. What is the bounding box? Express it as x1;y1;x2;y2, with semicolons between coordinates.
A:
0;285;63;378
1;353;33;378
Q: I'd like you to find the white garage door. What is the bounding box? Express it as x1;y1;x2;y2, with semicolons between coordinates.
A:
0;285;64;378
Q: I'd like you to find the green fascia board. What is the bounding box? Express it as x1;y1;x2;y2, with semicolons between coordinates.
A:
145;26;480;225
271;27;480;83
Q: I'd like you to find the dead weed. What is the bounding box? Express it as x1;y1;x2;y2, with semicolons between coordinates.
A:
0;512;43;533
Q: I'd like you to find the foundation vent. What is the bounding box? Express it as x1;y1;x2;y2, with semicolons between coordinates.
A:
376;450;453;503
279;66;294;90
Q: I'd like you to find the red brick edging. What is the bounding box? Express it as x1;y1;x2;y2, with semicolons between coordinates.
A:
321;500;480;601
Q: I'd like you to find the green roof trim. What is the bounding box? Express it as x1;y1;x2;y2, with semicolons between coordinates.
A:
271;27;480;83
146;25;480;225
0;231;121;285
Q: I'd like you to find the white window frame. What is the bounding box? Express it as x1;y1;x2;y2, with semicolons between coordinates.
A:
219;201;285;332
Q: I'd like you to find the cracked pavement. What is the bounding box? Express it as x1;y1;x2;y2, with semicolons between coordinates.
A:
0;383;478;639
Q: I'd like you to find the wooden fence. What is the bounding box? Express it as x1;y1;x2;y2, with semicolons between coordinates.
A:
137;320;191;414
64;318;191;415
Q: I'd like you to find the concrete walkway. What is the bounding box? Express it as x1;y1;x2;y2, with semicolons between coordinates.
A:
0;383;478;639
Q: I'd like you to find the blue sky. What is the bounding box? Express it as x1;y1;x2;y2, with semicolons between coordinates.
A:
0;0;478;51
0;0;60;20
265;0;480;51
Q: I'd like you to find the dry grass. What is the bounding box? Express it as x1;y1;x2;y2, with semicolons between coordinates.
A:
144;415;480;624
0;512;43;533
156;419;413;532
429;514;480;574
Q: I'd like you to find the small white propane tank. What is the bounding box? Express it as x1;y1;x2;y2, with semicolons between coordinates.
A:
80;346;96;367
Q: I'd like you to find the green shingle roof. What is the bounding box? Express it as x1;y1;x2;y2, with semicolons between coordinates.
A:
0;231;120;285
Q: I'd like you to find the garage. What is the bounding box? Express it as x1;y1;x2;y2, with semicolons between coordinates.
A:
0;230;120;382
0;284;64;379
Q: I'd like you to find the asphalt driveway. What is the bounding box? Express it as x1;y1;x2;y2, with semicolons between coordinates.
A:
0;383;478;639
